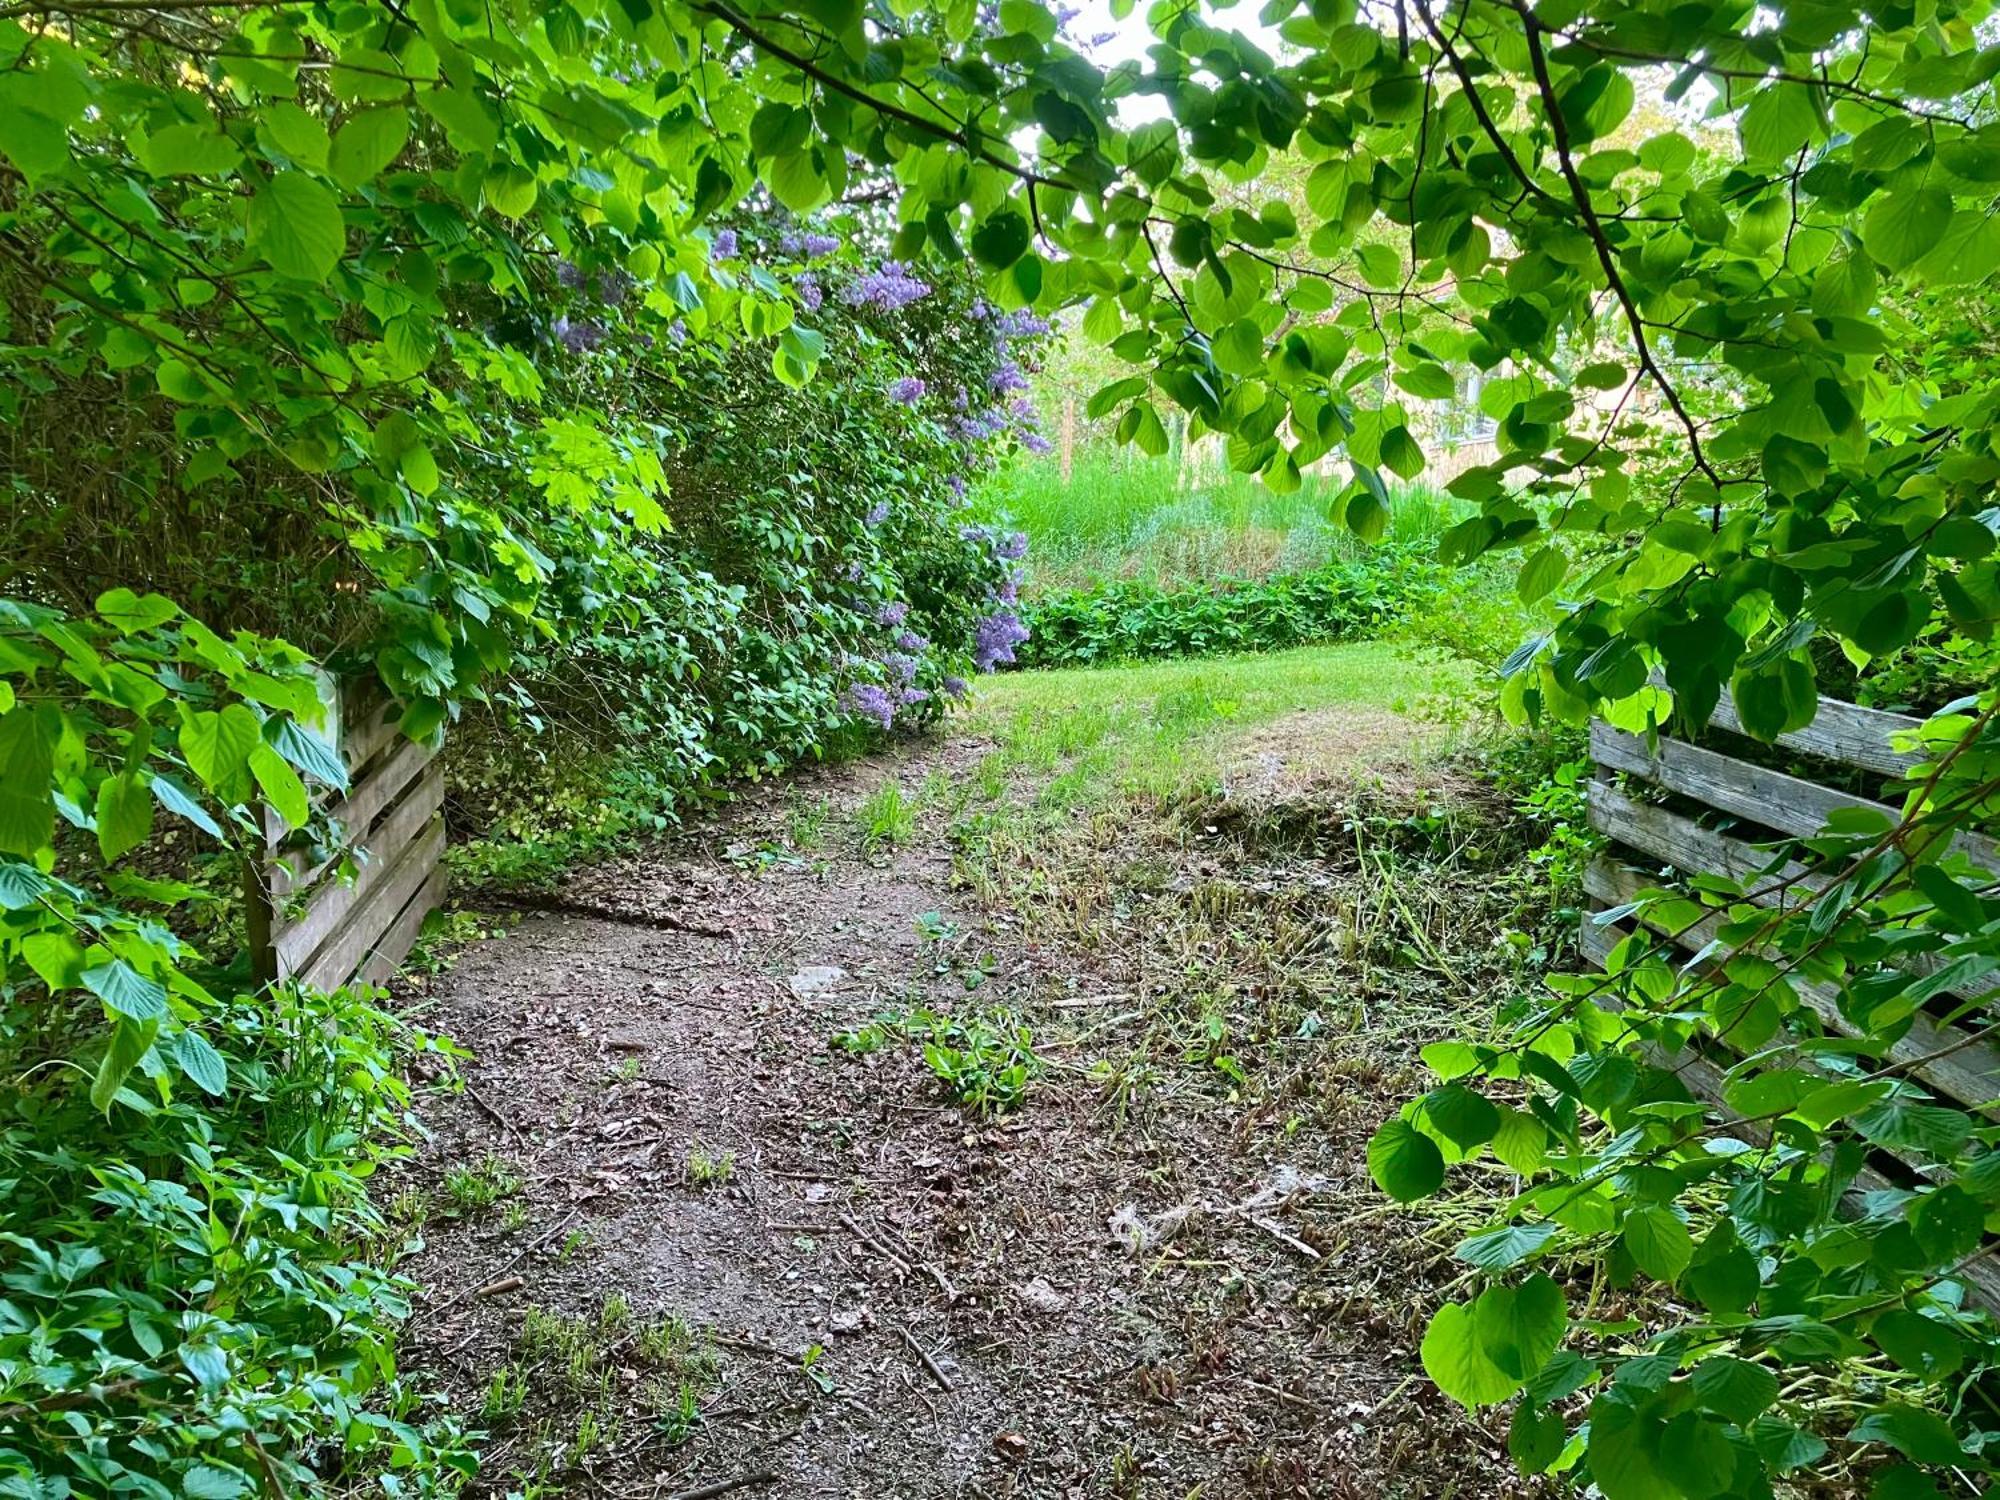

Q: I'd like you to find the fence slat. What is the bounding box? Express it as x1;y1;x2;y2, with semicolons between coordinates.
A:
1585;781;1817;896
352;866;447;989
298;815;445;992
269;734;434;896
1592;722;1999;870
1705;689;1925;779
274;764;442;974
1585;856;2000;1113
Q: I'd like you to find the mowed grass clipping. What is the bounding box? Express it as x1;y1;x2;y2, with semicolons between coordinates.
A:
963;641;1471;808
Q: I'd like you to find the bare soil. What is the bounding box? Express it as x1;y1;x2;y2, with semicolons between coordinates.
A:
395;720;1546;1500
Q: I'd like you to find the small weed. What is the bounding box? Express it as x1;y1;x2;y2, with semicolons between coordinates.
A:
800;1343;836;1394
648;1378;703;1446
567;1404;611;1466
519;1305;603;1396
500;1199;530;1232
598;1292;632;1335
557;1228;591;1262
856;780;914;852
683;1141;736;1186
637;1314;718;1385
387;1188;431;1225
922;1013;1040;1114
788;795;831;851
609;1055;642;1083
443;1152;522;1214
915;910;959;944
481;1364;529;1424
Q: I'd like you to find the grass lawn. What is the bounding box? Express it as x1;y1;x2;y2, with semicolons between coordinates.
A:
960;641;1475;812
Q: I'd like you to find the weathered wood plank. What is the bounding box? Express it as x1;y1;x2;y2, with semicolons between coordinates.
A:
274;766;442;973
1704;690;1926;779
1579;916;2000;1309
341;678;402;776
1593;722;1999;870
270;734;435;895
297;815;445;992
351;865;446;989
1585;781;1818;897
1585;857;2000;1114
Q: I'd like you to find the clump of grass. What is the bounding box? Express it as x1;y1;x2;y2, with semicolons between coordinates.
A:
683;1141;736;1186
855;780;913;852
443;1152;522;1214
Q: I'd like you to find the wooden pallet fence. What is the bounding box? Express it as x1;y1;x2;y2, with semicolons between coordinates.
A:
249;678;445;991
1580;689;2000;1300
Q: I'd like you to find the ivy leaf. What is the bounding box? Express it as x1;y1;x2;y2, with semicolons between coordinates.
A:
247;170;346;282
1367;1118;1444;1202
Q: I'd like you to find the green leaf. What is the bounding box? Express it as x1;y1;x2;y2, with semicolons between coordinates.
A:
484;164;538;218
249;741;309;829
1738;83;1816;162
421;86;500;153
82;959;168;1022
95;772;153;862
259;102;330;168
137;121;242;177
1509;1401;1567;1475
91;1016;158;1114
95;587;178;633
1367;1118;1444;1202
1621;1206;1693;1283
0;707;57;855
1517;545;1568;605
179;703;262;804
1729;657;1816;741
1473;1274;1566;1381
1378;424;1423;480
22;931;85;990
1848;1404;1966;1467
1690;1355;1777;1417
971;210;1032;269
329;108;409;189
248;170;346;282
1861;188;1955;271
1421;1299;1521;1408
1425;1083;1500;1149
0;83;69;182
1456;1222;1559;1271
172;1029;229;1096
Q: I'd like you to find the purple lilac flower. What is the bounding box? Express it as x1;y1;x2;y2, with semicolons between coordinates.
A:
953;410;1007;442
973;609;1030;673
667;318;688;345
780;229;841;258
557;258;586;289
1021;431;1054;455
995;308;1052;339
876;601;909;627
711;228;738;260
552;315;604;353
598;268;634;307
996;575;1019;604
900;686;931;706
839;261;932;312
884;652;921;684
994;530;1029;562
946;474;967;499
795;273;823;312
864;501;891;528
889;376;926;406
990;358;1029;397
895;630;928;651
942;675;969;700
842;682;896;729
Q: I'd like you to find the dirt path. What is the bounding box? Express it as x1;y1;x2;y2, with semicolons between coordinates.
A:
398;721;1533;1499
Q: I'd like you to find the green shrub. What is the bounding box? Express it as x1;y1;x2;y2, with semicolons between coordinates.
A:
1016;546;1446;668
0;977;471;1497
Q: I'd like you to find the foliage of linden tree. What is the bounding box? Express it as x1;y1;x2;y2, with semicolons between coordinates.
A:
4;0;2000;1493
